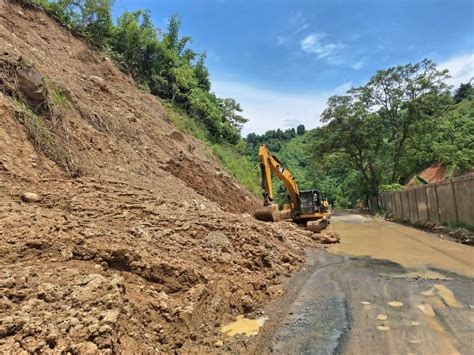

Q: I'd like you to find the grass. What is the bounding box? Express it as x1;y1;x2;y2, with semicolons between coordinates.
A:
9;97;79;175
163;101;261;197
10;98;56;153
50;89;71;109
211;144;260;196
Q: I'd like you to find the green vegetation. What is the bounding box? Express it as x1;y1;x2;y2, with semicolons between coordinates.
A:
9;97;77;173
17;1;474;204
11;98;55;151
210;144;260;196
30;0;246;145
244;76;473;208
165;105;260;195
25;0;261;194
49;89;71;109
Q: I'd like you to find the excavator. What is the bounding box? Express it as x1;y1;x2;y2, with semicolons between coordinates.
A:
254;144;330;232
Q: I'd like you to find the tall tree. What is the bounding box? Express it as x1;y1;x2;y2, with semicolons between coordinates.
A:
354;59;449;182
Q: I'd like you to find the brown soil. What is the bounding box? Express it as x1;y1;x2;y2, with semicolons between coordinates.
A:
0;0;320;353
406;162;448;187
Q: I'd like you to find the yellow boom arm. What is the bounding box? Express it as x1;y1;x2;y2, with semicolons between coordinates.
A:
258;144;300;209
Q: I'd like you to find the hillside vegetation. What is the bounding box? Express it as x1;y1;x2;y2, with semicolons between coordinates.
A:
26;0;260;194
244;81;474;208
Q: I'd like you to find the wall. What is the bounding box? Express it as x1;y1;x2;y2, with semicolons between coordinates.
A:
380;174;474;226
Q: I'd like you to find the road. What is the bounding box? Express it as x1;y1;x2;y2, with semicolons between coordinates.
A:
256;214;474;355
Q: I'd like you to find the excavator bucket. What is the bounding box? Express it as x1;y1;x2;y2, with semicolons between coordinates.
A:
254;204;279;222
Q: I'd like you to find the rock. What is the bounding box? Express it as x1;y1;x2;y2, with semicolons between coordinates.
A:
205;232;234;254
319;232;341;244
214;340;224;347
0;277;15;288
169;130;185;142
267;285;284;299
434;225;449;233
89;75;106;88
20;192;42;203
423;221;437;229
102;310;120;324
72;342;98;353
17;67;48;108
449;228;471;240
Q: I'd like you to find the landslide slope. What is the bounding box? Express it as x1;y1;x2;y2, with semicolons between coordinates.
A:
0;1;318;353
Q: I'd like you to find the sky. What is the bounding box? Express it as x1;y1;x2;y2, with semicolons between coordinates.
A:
112;0;474;135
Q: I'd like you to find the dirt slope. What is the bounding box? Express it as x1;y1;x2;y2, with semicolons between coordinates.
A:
0;1;321;353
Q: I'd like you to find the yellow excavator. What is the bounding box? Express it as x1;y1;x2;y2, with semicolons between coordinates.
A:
254;144;330;232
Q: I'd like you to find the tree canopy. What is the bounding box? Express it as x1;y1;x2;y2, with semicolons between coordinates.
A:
35;0;247;145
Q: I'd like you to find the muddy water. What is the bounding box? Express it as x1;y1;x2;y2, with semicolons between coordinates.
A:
262;216;474;354
221;315;268;336
329;215;474;278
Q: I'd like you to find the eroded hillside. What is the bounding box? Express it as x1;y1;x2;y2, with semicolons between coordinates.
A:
0;0;321;353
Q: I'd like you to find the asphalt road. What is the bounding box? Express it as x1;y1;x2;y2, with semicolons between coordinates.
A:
257;214;474;355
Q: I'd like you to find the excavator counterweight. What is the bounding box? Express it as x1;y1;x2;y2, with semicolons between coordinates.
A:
254;144;331;232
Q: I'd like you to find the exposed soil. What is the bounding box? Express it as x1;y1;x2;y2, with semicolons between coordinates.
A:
0;1;322;353
406;162;448;187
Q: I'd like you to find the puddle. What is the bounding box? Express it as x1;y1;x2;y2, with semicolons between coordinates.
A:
329;216;474;278
417;304;436;317
433;285;463;308
221;315;268;336
427;318;445;333
388;301;403;307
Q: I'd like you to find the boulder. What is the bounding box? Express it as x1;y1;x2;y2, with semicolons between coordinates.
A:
17;68;48;108
20;192;42;203
169;130;185;142
319;232;341;244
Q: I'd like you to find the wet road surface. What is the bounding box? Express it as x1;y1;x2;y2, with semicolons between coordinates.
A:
261;214;474;354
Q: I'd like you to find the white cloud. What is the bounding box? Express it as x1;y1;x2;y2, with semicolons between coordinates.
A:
300;33;344;61
438;53;474;88
276;12;309;46
350;58;366;70
212;80;352;135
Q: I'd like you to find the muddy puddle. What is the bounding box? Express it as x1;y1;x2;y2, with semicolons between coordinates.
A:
221;315;268;337
329;215;474;279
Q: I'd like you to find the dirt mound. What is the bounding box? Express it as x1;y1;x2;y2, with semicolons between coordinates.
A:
406;162;448;187
0;0;321;353
0;0;256;210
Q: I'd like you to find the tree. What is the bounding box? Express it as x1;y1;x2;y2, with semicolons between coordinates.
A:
194;53;211;91
296;124;306;135
453;81;473;103
218;98;248;132
354;59;450;182
317;95;385;201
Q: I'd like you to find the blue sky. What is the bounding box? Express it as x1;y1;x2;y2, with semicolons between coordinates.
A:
113;0;474;134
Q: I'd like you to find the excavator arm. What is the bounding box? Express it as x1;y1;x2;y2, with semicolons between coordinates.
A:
258;144;300;210
255;144;331;231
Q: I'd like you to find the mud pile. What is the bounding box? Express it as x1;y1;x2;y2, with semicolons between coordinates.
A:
0;0;320;352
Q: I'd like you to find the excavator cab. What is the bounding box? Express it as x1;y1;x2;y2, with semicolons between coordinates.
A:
299;189;323;215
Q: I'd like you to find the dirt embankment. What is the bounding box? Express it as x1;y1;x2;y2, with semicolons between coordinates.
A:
0;0;320;353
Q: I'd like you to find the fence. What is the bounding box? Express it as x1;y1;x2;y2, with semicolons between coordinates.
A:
379;174;474;226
